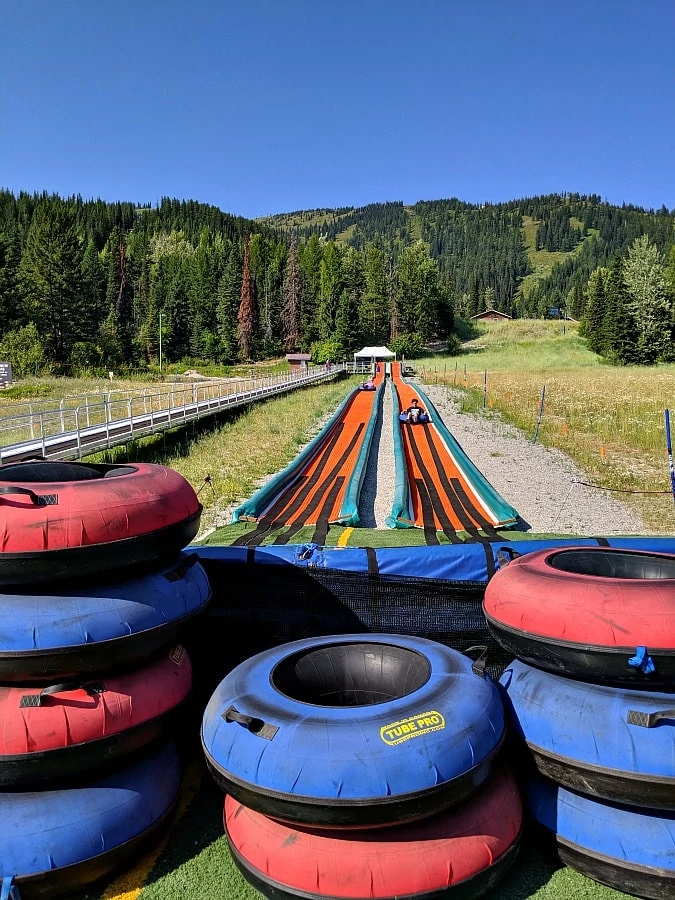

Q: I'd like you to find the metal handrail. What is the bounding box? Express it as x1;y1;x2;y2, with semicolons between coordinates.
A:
0;365;345;464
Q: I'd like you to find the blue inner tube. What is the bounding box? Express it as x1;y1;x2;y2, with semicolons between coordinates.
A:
527;775;675;899
202;633;505;827
398;412;430;424
0;553;211;682
501;659;675;809
0;741;180;899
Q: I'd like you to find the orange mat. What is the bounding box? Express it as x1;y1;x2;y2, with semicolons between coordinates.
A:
248;369;383;537
392;363;498;538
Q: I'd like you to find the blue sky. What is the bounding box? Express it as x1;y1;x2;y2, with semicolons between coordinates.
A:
2;1;674;218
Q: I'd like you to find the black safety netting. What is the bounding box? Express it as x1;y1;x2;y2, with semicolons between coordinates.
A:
191;556;512;693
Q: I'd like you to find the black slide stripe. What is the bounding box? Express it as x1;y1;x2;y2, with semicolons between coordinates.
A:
311;477;345;545
415;477;440;545
420;426;492;539
406;427;462;543
274;423;365;544
233;422;346;546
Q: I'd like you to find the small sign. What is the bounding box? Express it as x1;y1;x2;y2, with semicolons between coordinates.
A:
0;362;12;385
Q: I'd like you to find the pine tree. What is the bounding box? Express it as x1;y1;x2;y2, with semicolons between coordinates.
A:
97;306;125;367
81;238;106;335
164;263;192;361
18;200;84;363
395;243;424;334
237;236;257;360
335;248;365;351
140;254;170;363
128;234;152;362
216;244;241;363
394;242;443;339
482;286;496;312
187;229;219;359
298;234;323;343
567;282;585;320
317;242;343;339
334;289;359;354
281;232;302;350
0;231;20;333
105;228;133;360
580;268;608;354
602;262;639;364
622;235;672;363
467;279;481;319
360;243;390;343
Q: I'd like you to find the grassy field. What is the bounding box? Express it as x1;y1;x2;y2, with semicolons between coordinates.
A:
256;208;355;230
517;215;598;300
419;320;675;533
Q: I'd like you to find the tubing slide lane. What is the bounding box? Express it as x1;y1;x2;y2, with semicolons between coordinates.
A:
232;370;384;535
389;362;519;534
336;374;383;526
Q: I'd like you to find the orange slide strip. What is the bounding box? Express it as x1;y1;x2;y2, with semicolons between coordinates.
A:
392;363;497;535
257;368;383;529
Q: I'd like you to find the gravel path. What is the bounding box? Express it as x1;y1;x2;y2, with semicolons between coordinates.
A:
422;384;650;535
358;384;396;527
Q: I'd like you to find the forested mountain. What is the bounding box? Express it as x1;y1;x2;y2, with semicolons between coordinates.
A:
263;194;675;318
1;190;674;375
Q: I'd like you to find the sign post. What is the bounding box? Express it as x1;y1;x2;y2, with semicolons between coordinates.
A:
666;409;675;509
0;362;12;386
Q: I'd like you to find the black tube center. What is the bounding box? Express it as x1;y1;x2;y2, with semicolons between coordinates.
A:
549;549;675;580
271;642;431;706
0;462;136;482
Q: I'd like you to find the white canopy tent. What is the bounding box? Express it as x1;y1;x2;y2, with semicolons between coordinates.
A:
353;346;396;361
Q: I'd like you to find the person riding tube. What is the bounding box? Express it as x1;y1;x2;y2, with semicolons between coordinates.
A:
400;398;429;424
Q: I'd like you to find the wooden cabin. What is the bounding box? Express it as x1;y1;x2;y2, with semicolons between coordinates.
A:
285;353;311;370
470;309;512;321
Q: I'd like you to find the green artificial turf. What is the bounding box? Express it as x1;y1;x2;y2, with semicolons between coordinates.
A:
71;752;632;900
197;523;569;547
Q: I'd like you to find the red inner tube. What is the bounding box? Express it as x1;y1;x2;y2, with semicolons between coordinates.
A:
484;547;675;649
0;646;192;756
0;461;200;554
225;767;522;899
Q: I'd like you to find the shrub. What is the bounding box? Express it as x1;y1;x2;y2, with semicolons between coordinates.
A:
390;333;425;359
0;323;46;378
445;334;462;355
1;383;53;400
309;338;343;364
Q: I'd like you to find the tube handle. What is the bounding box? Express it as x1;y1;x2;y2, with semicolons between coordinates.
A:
19;681;105;708
163;553;200;582
223;705;278;740
627;708;675;728
0;485;57;506
464;645;488;677
496;546;521;568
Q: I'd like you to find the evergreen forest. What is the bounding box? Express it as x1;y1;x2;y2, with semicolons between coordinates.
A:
0;190;674;376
